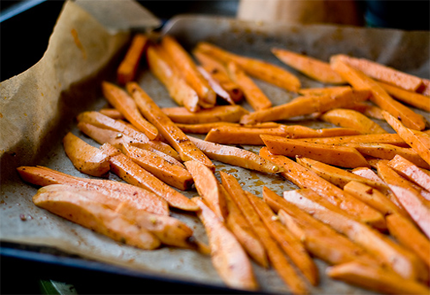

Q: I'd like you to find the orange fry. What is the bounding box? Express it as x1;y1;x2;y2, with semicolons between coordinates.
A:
272;48;345;84
259;147;385;229
378;81;430;112
261;135;369;168
185;161;227;221
127;82;215;171
264;187;379;266
283;189;426;281
161;36;216;108
220;172;309;294
17;166;169;215
334;54;423;92
100;143;199;212
388;154;430;191
195;42;301;92
376;161;430;238
193;50;243;103
192;197;258;291
162;105;248;124
387;213;430;269
117;34;148;85
147;45;199;112
189;136;282;174
240;88;370;124
320;108;386;134
227;61;272;111
382;111;430;166
102;81;159;140
330;57;426;130
246;191;319;286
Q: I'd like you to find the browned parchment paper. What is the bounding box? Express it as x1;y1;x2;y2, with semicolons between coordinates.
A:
1;3;429;294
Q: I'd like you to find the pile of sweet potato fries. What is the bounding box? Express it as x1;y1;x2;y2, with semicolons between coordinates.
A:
17;33;430;294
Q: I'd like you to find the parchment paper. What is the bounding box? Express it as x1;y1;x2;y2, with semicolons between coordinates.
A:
1;3;429;294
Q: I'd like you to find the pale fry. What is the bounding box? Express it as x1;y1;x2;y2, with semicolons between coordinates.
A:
192;197;259;291
189;136;282;174
63;132;110;177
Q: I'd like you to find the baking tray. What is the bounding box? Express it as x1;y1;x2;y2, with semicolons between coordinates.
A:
1;11;429;295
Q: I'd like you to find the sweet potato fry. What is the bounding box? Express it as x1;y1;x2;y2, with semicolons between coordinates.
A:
378;81;430;112
283;189;427;281
189;136;282;174
205;126;290;145
296;157;388;191
184;161;227;221
388;155;430;191
195;42;301;92
192;197;258;291
246;191;319;286
115;202;199;250
99;108;124;120
261;135;369;168
161;105;248;124
76;121;181;162
77;111;152;143
176;122;280;134
120;143;192;191
330;57;426;130
344;181;405;217
33;186;161;250
227;61;272;111
376;161;430;238
259;147;385;229
263;187;378;266
62;132;110;177
419;78;430;96
117;34;148;85
320;108;386;134
327;261;430;295
351;167;407;211
102;81;159;140
240;88;370;124
161;36;216;108
127;82;215;171
193;50;244;103
205;125;360;146
221;184;268;267
100;143;198;212
333;54;423;92
298;86;351;96
220;173;308;294
382;111;430;166
386;213;430;269
349;103;385;120
17;166;169;215
272;48;346;84
197;66;235;105
343;142;430;169
297;133;409;147
147;45;200;112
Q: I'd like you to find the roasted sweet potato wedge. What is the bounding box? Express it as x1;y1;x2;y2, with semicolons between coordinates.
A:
63;132;110;177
